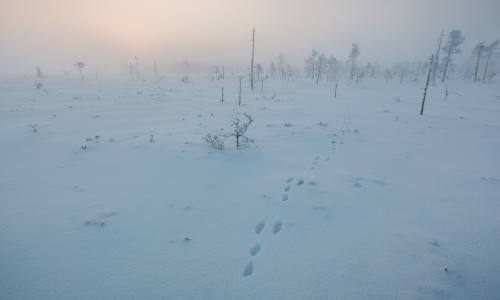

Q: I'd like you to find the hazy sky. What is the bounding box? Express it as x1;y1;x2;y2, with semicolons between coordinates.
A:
1;0;499;75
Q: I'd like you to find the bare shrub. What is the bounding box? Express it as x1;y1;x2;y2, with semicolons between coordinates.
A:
204;134;224;150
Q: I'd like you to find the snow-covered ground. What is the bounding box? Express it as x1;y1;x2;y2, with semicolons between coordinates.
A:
1;75;500;299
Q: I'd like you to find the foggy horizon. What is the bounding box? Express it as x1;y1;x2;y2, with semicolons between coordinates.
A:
1;0;499;75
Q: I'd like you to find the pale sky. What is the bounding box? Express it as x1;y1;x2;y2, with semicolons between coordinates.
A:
1;0;499;75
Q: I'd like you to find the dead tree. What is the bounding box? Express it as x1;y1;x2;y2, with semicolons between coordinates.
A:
74;62;85;79
228;113;253;148
238;76;244;106
36;66;45;78
316;54;326;84
420;55;434;115
260;76;268;93
255;64;263;81
250;28;256;91
349;43;360;81
432;30;444;86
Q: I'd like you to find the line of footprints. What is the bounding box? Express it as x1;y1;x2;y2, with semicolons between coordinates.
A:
242;155;330;278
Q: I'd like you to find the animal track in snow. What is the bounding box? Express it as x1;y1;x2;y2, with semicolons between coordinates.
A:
296;178;304;186
255;221;265;234
272;221;282;234
284;185;291;192
242;261;254;277
250;244;261;256
282;194;289;201
481;177;500;185
84;212;117;227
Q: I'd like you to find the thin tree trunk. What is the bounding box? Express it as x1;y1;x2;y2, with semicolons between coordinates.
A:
316;66;321;84
238;76;243;106
473;49;483;81
482;52;492;82
250;28;255;91
421;55;434;115
441;53;451;83
432;31;443;86
350;58;356;81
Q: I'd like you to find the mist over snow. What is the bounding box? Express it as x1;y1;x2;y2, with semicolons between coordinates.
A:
0;0;499;75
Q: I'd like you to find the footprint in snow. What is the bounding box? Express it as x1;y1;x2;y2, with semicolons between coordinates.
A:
282;194;289;201
272;221;282;234
296;178;304;186
286;177;294;184
284;185;291;192
242;261;254;277
84;212;117;228
255;221;265;234
250;243;261;256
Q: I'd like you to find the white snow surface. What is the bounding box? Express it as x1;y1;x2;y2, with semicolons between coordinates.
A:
1;75;500;299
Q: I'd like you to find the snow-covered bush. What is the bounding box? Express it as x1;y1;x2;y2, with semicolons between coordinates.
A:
204;134;224;151
227;113;253;148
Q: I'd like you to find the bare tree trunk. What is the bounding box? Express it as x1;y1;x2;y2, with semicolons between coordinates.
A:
432;31;443;86
78;68;83;80
473;48;483;81
421;55;433;115
482;52;492;82
316;63;322;84
441;51;451;83
350;58;356;81
334;81;338;98
222;66;225;80
238;76;243;106
221;87;224;102
250;28;255;91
